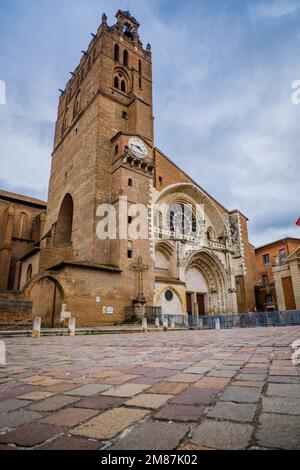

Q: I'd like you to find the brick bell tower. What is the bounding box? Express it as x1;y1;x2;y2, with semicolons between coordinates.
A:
41;10;155;310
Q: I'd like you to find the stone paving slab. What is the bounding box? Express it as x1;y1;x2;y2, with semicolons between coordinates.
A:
0;327;299;450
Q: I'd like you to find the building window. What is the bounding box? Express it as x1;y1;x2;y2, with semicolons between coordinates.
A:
18;212;28;239
122;111;128;119
115;145;119;155
114;44;120;62
266;293;273;304
123;50;129;67
26;264;33;282
128;178;133;187
114;76;119;89
262;274;269;286
263;254;270;266
128;216;133;225
165;290;174;302
55;194;74;245
279;249;286;262
127;241;133;259
121;80;126;93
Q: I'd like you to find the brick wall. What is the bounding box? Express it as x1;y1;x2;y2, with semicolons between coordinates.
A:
0;300;32;323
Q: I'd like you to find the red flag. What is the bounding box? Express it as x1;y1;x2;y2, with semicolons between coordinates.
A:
296;218;300;227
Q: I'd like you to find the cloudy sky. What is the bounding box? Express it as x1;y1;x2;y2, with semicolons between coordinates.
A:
0;0;300;246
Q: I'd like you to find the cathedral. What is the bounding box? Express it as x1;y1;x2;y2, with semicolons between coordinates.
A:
0;11;256;326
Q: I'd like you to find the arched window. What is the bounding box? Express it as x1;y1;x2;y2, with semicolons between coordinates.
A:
73;90;81;119
26;264;33;282
207;227;216;241
114;76;119;89
123;50;129;67
62;108;68;136
121;80;126;93
18;212;28;238
55;194;74;245
114;44;120;62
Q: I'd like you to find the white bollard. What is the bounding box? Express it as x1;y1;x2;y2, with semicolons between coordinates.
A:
199;318;204;330
163;317;169;332
155;317;160;329
142;318;148;333
171;320;176;329
215;318;221;330
32;317;41;338
68;317;76;337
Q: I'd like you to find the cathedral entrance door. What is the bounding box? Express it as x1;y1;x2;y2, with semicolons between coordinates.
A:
186;293;192;314
197;294;205;316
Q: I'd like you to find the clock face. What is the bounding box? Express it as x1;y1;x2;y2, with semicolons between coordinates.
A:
128;137;148;159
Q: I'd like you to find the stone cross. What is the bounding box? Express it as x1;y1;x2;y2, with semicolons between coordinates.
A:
132;256;148;300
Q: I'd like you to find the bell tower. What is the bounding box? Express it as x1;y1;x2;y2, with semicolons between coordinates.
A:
42;9;155;310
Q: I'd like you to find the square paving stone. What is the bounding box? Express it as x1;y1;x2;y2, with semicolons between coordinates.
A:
262;397;300;415
207;402;257;423
236;374;266;382
65;384;110;397
17;391;55;401
165;374;202;383
125;393;173;409
170;387;217;406
266;383;300;398
194;377;230;390
0;409;42;431
40;407;98;428
43;383;82;393
256;413;300;450
111;421;189;450
184;367;211;375
29;395;80;412
38;436;102;450
73;396;124;410
0;399;30;413
0;423;65;447
147;382;189;395
0;384;39;401
233;381;263;389
155;404;205;422
208;370;237;378
101;383;150;398
33;378;63;387
269;368;298;377
191;420;253;450
220;386;261;403
98;375;138;385
268;376;300;384
71;407;148;440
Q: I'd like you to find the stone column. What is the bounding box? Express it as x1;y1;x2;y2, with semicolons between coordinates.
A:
289;260;300;310
142;318;148;333
215;318;221;330
68;317;76;337
32;317;41;338
274;269;286;311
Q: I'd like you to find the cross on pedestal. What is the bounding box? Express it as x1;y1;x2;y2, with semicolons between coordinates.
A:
132;256;149;301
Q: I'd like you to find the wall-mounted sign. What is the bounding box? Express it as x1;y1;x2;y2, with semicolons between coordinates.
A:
106;307;114;315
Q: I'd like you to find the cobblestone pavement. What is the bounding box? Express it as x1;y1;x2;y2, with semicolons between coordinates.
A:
0;327;300;450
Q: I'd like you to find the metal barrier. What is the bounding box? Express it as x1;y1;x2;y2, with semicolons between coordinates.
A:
162;311;300;330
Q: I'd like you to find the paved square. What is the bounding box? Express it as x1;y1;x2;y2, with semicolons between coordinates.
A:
0;327;299;450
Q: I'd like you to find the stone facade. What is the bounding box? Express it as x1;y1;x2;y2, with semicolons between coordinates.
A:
0;10;257;326
273;245;300;311
255;238;300;312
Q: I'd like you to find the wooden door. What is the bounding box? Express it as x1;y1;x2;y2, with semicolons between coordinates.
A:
197;294;205;316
